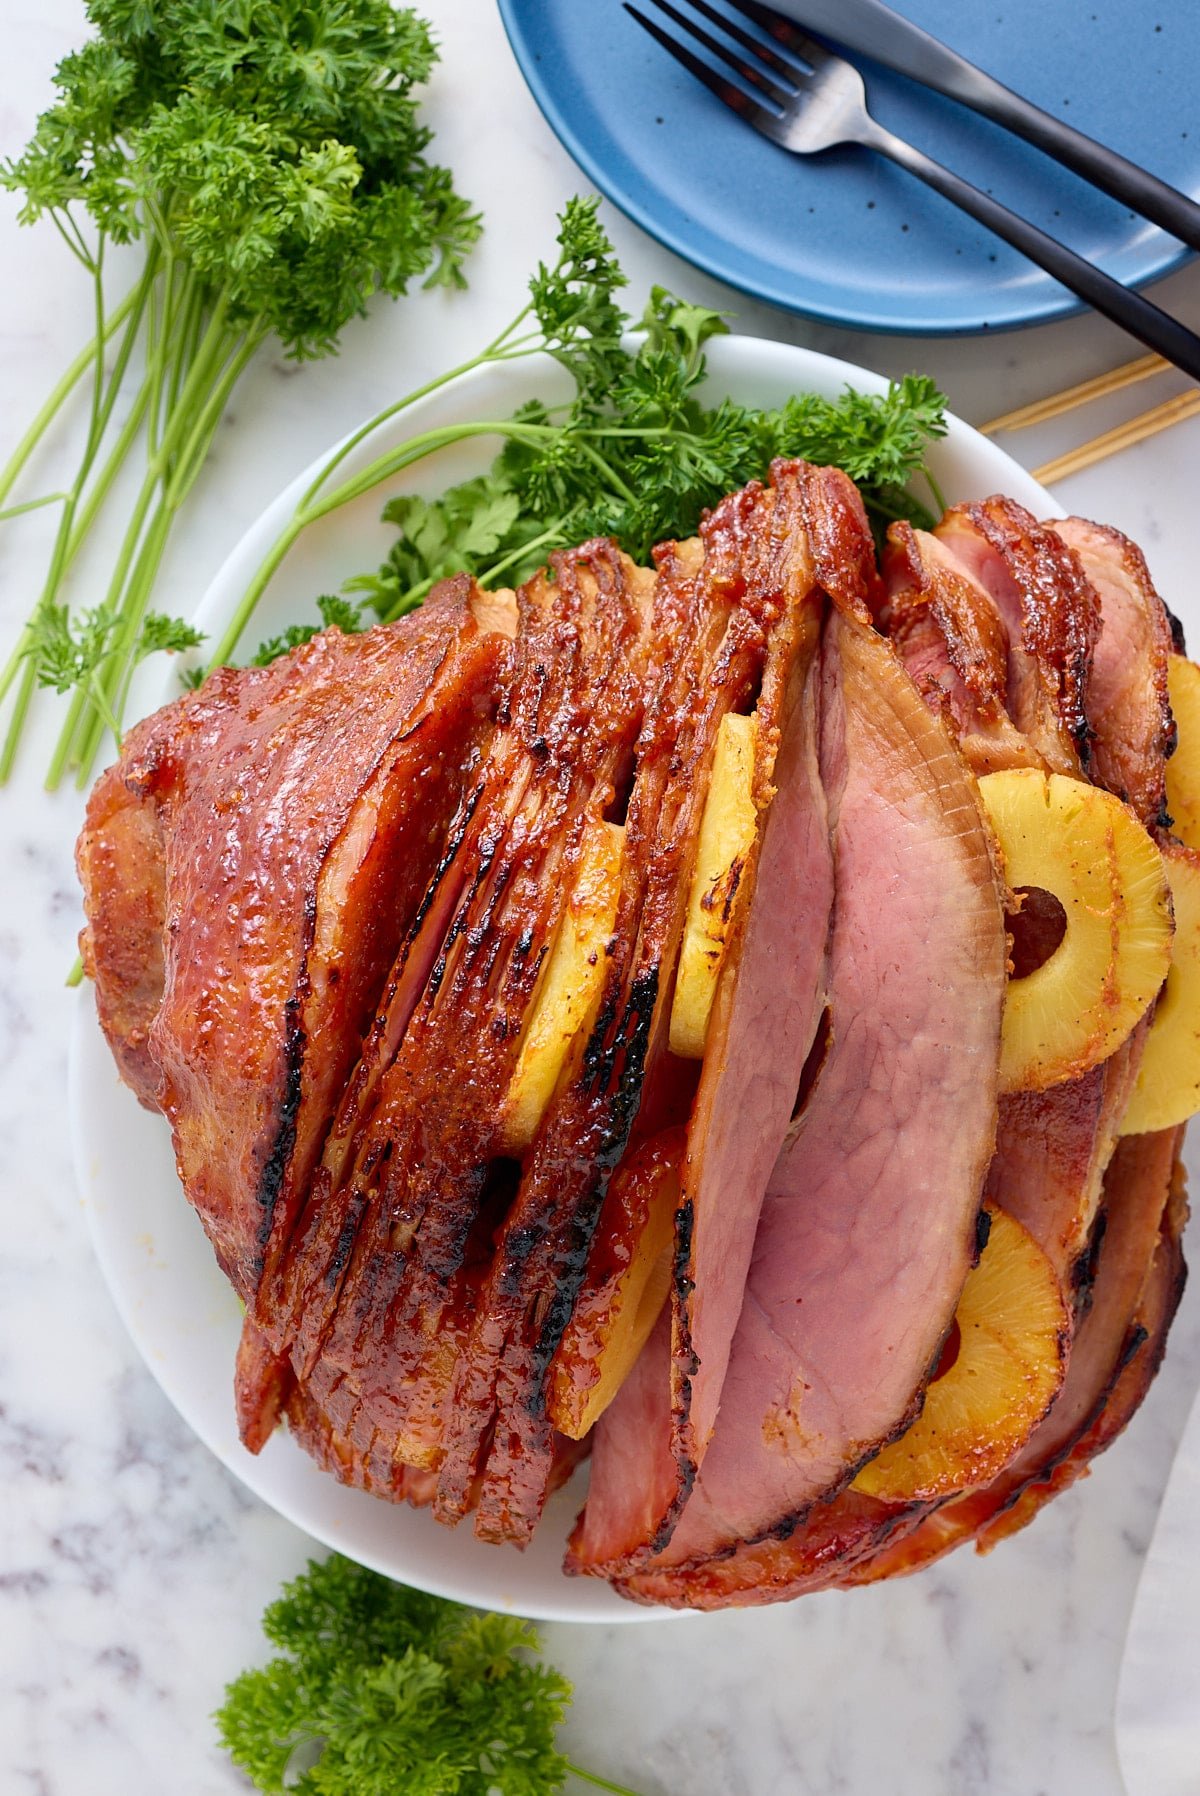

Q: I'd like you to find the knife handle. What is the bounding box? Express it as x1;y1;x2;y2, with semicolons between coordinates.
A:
851;4;1200;252
868;123;1200;382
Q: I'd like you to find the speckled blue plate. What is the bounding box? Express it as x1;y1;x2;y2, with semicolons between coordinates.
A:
498;0;1199;334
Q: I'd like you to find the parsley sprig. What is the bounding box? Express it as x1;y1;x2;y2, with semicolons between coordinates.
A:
0;0;478;787
217;200;947;668
216;1555;642;1796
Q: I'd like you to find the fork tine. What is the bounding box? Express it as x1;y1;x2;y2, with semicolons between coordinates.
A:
678;0;807;85
720;0;831;69
626;0;794;113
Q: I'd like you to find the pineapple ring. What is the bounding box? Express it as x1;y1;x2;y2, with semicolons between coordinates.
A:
1120;845;1200;1134
1166;653;1200;851
977;769;1173;1094
670;710;759;1059
852;1206;1067;1504
547;1128;682;1440
499;817;624;1154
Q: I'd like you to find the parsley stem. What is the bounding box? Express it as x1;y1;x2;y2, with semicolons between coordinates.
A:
63;368;155;566
565;1761;643;1796
0;282;140;511
209;416;556;666
75;498;173;781
68;296;256;782
165;325;264;508
295;346;500;513
0;663;37;783
0;492;69;521
0;246;159;778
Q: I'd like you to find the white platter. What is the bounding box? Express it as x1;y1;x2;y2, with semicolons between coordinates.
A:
69;335;1057;1623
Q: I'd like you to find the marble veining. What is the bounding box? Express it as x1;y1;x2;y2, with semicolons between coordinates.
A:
3;2;1200;1792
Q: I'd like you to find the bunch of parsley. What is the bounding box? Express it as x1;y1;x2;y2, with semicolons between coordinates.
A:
216;1554;641;1796
0;0;478;786
215;199;947;669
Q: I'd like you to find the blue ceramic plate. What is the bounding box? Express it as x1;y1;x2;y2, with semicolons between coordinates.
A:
498;0;1199;334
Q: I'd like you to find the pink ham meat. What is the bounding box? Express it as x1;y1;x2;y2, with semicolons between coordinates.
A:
576;600;1007;1581
565;469;873;1572
987;1025;1145;1298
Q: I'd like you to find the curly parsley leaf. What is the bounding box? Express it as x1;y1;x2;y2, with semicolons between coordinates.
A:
235;202;947;669
250;594;368;667
0;0;480;787
215;1555;640;1796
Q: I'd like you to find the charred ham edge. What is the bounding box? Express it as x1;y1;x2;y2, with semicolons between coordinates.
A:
78;582;506;1312
271;543;654;1493
283;1370;589;1510
588;589;1008;1589
930;498;1100;777
1051;518;1175;831
482;464;860;1557
840;1124;1187;1586
441;475;793;1544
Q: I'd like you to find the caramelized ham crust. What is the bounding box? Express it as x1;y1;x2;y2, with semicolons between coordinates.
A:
77;469;1189;1610
1053;517;1174;829
79;585;505;1301
931;498;1099;775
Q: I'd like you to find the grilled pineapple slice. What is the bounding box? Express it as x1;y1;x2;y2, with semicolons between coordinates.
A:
1166;653;1200;850
670;711;758;1059
1120;845;1200;1133
852;1206;1067;1503
500;817;623;1154
978;769;1173;1093
547;1128;682;1439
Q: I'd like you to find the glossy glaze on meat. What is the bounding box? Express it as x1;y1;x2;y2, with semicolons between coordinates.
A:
78;467;1190;1607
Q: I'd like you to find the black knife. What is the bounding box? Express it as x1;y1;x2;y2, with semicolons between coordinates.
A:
748;0;1200;251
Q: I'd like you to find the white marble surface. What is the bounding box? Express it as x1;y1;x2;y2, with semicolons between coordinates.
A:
2;2;1200;1792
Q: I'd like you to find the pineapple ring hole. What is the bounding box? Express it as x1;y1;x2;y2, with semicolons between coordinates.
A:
1007;886;1068;979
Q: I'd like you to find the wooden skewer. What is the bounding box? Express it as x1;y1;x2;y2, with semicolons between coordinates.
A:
1031;388;1200;485
979;353;1169;435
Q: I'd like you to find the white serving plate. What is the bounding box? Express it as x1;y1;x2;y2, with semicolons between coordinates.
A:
68;335;1056;1623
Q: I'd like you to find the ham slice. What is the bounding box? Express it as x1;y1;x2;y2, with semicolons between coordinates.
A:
275;543;654;1491
930;498;1099;777
583;601;1006;1586
987;1025;1146;1297
1051;517;1174;829
457;464;866;1546
565;469;873;1570
884;520;1036;775
844;1124;1187;1583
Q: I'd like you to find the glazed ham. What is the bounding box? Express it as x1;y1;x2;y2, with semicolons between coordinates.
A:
78;466;1191;1609
581;601;1007;1585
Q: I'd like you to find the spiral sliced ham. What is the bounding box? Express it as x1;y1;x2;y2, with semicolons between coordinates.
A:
77;464;1190;1610
590;602;1007;1591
